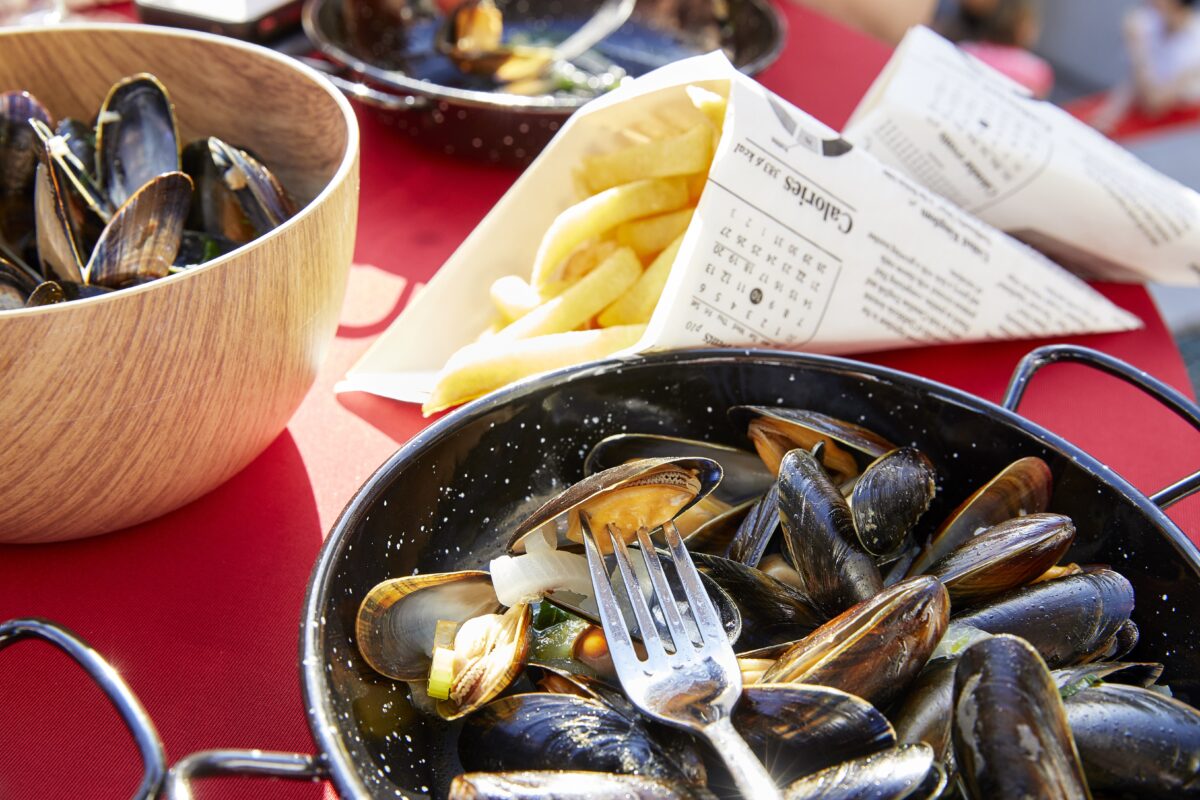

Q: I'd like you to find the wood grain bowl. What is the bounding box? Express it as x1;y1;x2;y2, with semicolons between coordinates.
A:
0;25;360;542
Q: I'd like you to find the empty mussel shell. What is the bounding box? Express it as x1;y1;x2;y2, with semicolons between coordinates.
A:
95;73;180;208
731;405;895;484
85;171;192;287
0;256;37;309
952;634;1091;799
207;136;296;236
0;90;52;249
759;576;949;710
181;138;257;243
1053;661;1165;696
890;657;958;763
908;456;1052;576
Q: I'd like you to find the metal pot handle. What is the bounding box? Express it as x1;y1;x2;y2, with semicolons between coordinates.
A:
298;57;429;111
0;618;167;800
164;750;327;799
1003;344;1200;509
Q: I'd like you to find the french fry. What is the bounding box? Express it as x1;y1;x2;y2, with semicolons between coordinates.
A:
582;124;714;194
560;239;619;285
499;247;642;341
423;324;646;415
531;176;688;289
490;274;542;323
686;85;729;133
597;233;685;327
617;208;695;260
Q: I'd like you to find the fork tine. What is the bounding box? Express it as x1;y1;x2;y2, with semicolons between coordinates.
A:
634;526;694;652
580;514;637;659
662;520;726;644
606;523;668;664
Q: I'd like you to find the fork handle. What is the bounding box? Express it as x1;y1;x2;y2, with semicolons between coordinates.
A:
701;716;783;800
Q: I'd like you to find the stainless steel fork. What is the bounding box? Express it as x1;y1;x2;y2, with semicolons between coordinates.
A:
581;516;783;800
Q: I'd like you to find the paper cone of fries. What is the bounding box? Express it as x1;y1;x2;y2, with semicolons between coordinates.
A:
338;52;1140;414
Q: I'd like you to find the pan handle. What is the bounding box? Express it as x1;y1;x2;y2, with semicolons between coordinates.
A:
165;749;328;799
298;57;429;111
1003;344;1200;509
0;618;166;800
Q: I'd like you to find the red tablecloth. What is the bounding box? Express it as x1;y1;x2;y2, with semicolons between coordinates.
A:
2;5;1198;799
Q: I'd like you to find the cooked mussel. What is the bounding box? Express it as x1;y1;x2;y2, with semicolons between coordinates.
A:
926;512;1075;605
908;456;1052;576
690;551;822;650
781;743;943;800
731;405;894;484
889;657;958;763
459;693;698;784
733;683;896;786
507;457;722;553
95;73;180;207
356;570;502;681
951;569;1135;668
1064;683;1200;797
759;577;949;710
952;634;1091;799
847;447;937;559
777;448;882;617
585;434;774;507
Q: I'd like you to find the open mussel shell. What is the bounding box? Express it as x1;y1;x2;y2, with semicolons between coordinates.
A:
908;456;1052;576
848;447;937;558
674;497;753;557
181;138;256;243
436;602;533;720
356;570;501;681
690;551;821;650
448;771;690;800
778;448;882;617
1064;683;1200;797
951;568;1134;668
730;405;894;484
952;634;1091;800
95;73;180;208
733;683;896;786
760;576;949;710
54;118;95;176
0;90;52;249
781;743;943;800
585;434;774;506
23;280;114;308
926;512;1075;606
506;457;723;553
459;693;699;785
1085;617;1140;663
207;137;296;236
85;171;191;288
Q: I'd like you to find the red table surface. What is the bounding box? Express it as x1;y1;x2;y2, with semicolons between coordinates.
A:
2;5;1198;799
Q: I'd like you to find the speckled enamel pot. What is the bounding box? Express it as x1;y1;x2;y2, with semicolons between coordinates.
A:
302;347;1200;799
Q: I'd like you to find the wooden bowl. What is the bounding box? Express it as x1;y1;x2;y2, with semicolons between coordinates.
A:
0;25;359;542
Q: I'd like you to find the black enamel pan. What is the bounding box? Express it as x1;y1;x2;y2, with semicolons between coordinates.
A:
9;345;1200;798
